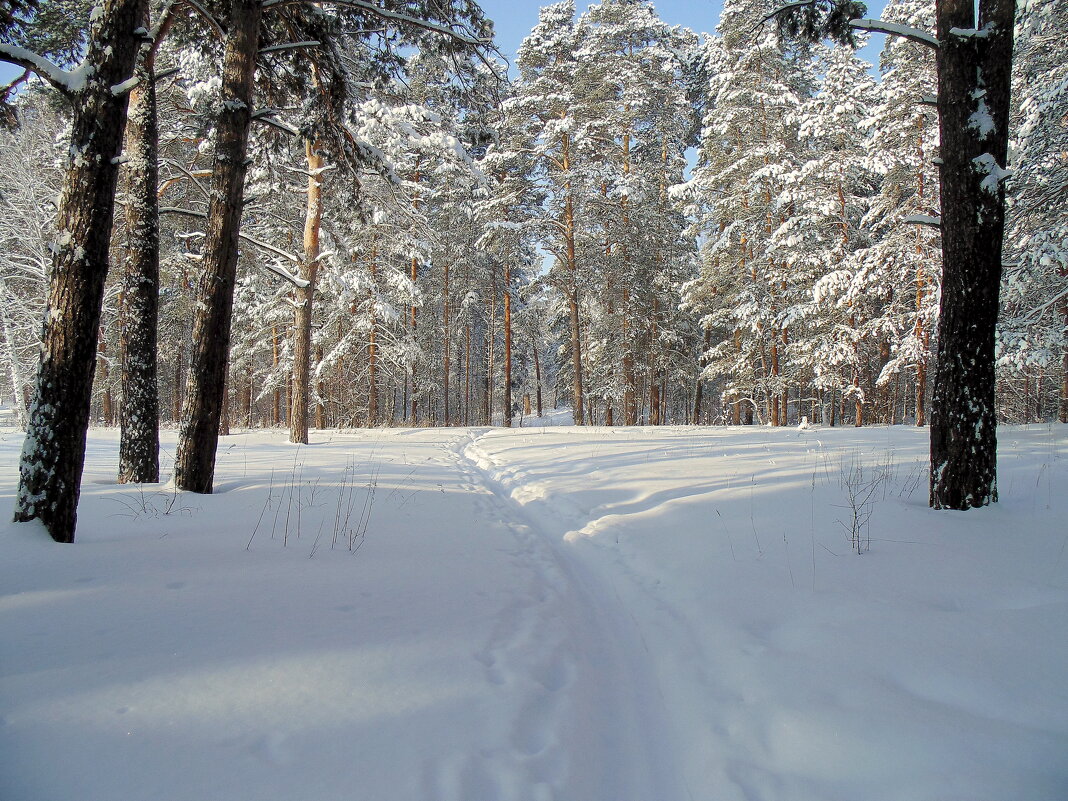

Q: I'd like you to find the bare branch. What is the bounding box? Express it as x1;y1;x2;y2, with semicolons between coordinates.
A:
159;161;213;200
251;109;300;135
153;66;181;83
259;40;321;55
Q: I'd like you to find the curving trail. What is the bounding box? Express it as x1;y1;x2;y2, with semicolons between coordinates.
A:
428;429;691;801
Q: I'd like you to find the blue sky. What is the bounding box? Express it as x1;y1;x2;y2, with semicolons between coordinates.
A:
479;0;890;74
480;0;729;65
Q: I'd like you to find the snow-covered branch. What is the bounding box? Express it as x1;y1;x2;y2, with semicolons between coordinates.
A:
903;214;942;228
848;19;939;49
258;40;322;55
252;109;300;136
0;44;89;97
111;76;140;96
179;0;227;39
160;207;309;287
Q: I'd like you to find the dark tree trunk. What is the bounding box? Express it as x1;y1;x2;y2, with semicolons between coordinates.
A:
315;344;326;429
173;0;262;493
118;24;161;484
13;0;146;543
929;0;1015;510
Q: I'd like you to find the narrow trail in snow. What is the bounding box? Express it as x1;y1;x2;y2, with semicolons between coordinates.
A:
434;429;692;801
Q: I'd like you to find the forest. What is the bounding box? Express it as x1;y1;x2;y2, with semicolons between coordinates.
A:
2;2;1067;798
0;0;1065;541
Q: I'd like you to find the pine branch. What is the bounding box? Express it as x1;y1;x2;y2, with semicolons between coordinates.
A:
259;0;489;47
848;19;939;49
0;44;78;97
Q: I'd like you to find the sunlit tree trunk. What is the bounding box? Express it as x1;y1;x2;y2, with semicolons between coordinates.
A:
503;261;513;427
13;0;147;542
290;139;323;445
174;0;261;493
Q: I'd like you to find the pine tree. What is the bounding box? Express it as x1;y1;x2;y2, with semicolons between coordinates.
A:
999;0;1068;422
846;0;940;427
5;0;149;542
778;44;879;426
772;0;1018;510
174;0;493;492
684;0;813;426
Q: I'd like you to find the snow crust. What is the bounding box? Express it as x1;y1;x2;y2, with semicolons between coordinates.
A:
1;422;1066;800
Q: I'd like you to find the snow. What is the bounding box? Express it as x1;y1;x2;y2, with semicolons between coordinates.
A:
847;19;939;49
902;212;942;227
974;152;1013;195
0;45;95;94
110;76;140;96
1;422;1066;801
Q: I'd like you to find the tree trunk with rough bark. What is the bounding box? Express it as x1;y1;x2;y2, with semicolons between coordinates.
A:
118;21;161;484
13;0;146;542
693;326;712;425
929;0;1014;510
173;0;261;494
290;139;323;445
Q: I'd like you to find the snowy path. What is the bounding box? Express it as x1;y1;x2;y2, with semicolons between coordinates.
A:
440;429;689;801
2;424;1067;801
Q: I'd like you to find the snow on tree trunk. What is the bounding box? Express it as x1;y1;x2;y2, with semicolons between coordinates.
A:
13;0;147;543
118;23;161;485
929;0;1015;510
173;0;262;494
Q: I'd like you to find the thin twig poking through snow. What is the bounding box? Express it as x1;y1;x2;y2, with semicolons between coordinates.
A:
836;452;890;554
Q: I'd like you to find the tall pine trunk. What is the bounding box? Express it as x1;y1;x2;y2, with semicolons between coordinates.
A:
561;131;584;425
503;262;513;427
13;0;146;542
290;139;323;444
118;20;161;484
929;0;1014;509
442;260;450;425
173;0;262;493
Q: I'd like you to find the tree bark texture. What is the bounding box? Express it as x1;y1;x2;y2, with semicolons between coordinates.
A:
14;0;146;542
290;139;323;444
118;23;161;484
173;0;262;493
929;0;1014;510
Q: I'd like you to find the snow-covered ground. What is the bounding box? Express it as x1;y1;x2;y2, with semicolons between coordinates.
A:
2;421;1066;801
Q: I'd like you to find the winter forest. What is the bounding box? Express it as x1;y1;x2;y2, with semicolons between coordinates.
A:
2;1;1067;798
0;0;1066;542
